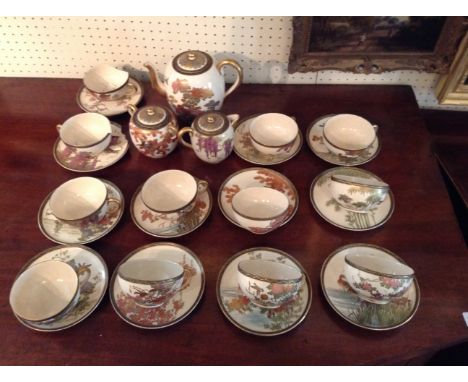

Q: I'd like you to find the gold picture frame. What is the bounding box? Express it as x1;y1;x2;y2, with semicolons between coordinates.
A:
437;32;468;105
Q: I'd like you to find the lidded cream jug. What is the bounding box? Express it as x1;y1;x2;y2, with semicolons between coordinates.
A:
144;50;243;120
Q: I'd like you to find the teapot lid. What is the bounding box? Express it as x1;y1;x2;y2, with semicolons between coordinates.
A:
134;105;171;130
173;50;213;75
193;112;229;136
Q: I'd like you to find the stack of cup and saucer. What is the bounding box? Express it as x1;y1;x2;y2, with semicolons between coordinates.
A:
38;176;124;244
9;245;108;331
53;112;128;172
110;242;205;329
76;63;144;116
233;113;303;165
131;170;212;238
307;114;381;166
217;247;312;336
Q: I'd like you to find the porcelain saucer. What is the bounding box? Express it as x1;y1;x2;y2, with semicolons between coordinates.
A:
217;247;312;336
53;122;129;172
218;167;298;234
13;245;108;332
233;115;303;165
321;243;420;331
110;242;205;329
38;179;124;244
76;77;144;117
131;183;212;238
307;115;380;166
310;167;394;231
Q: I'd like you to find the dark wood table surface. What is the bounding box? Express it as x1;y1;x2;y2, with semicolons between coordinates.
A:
1;78;467;365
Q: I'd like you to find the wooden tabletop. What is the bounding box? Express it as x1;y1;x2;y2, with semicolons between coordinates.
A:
0;78;467;365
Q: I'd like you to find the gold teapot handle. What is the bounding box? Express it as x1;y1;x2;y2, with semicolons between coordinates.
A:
177;127;194;149
216;59;243;99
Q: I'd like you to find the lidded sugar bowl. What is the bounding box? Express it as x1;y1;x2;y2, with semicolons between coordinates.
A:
128;104;179;158
144;50;243;120
177;112;239;164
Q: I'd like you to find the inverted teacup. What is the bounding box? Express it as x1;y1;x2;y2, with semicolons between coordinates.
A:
344;251;414;304
117;258;184;307
249;113;298;155
237;259;303;308
57;112;112;156
323;114;377;157
49;177;118;225
83;64;129;94
231;187;289;234
328;173;389;213
9;260;79;322
141;170;208;222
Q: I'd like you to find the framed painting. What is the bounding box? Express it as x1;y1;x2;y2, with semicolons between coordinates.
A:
288;16;467;74
437;32;468;105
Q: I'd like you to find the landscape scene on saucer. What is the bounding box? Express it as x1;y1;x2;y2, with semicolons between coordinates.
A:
309;17;446;53
222;251;307;333
116;255;198;326
328;273;414;328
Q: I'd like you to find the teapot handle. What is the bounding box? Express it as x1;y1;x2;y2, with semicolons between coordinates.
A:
216;59;243;99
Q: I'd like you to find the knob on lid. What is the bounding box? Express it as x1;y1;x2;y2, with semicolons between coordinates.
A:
173;50;213;75
134;105;170;129
193;112;229;135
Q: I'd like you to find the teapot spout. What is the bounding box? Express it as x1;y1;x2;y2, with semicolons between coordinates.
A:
143;62;166;96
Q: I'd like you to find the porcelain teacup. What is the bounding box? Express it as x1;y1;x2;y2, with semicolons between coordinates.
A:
231;187;289;234
9;260;80;322
141;170;208;224
328;173;389;213
237;259;303;308
249;113;298;155
117;258;184;307
57;113;113;156
49;177;120;226
323;114;377;157
83;64;132;100
344;252;414;304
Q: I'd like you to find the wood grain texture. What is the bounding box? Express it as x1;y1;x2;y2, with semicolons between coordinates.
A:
0;78;467;365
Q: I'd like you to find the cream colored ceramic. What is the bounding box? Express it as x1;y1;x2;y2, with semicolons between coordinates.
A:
128;104;179;159
323;114;377;157
329;173;390;213
231;187;289;233
57;113;112;156
49;177;109;224
310;167;394;231
218;168;298;234
217;247;312;336
10;260;79;322
13;245;108;332
117;259;184;308
307;115;380;166
178;112;238;164
110;242;205;329
249;113;298;155
344;252;414;304
83;64;129;94
321;243;420;330
54;122;129;173
237;259;303;309
233;115;303;165
38;179;124;245
145;50;243;119
141;170;207;222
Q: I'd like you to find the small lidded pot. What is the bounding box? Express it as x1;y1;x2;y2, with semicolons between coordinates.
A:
128;104;179;159
177;112;239;164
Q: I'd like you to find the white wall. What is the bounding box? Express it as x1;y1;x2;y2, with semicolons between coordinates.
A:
1;16;466;111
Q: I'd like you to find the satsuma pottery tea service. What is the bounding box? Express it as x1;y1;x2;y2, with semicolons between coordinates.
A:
128;104;179;158
178;111;238;163
145;50;243;119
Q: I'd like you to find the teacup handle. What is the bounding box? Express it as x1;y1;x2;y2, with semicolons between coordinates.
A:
107;197;121;214
227;113;240;126
177;127;193;149
216;59;243;99
197;179;209;194
56;124;62;132
127;104;137;116
373;124;379;133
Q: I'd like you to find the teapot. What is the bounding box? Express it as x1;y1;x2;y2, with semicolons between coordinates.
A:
144;50;243;120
